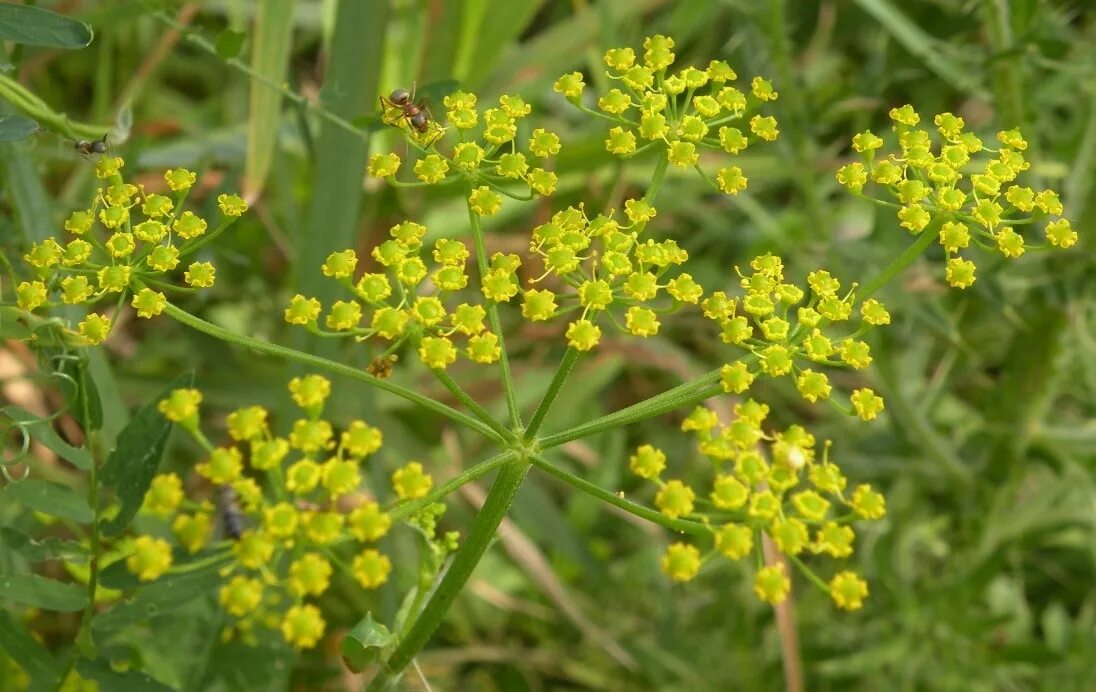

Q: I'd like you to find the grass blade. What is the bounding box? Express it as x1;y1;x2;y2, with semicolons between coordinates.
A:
244;0;297;201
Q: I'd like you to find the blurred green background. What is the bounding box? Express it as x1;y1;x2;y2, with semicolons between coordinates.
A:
2;0;1096;689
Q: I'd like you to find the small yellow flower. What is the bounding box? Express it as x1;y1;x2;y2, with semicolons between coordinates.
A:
158;388;202;424
219;575;263;617
368;152;401;178
829;571;869;610
126;535;173;582
661;543;700;582
553;72;585;100
142;473;184;516
565;319;601;351
753;563;791;604
468;186;502;216
183;261;216;288
352;548;392;589
629;444;666;480
234;531;275;569
348;502;391;543
288;552;333;597
715;523;753;560
131;288;166;319
164;168;197;192
392;461;433;500
172;512;212;553
217;193;248;217
281;604;326;649
655;479;695;519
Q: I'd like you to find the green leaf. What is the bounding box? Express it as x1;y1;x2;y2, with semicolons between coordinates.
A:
50;352;103;434
460;0;545;89
341;613;396;672
75;658;173;691
0;527;89;562
0;3;93;49
244;0;297;199
99;372;193;537
0;113;38;141
0;573;86;612
2;405;93;470
92;558;229;631
3;478;92;523
0;610;59;688
214;28;246;59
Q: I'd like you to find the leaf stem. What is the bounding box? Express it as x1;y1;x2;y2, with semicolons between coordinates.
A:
430;368;514;442
523;346;579;440
528;452;710;535
387;450;516;522
464;188;522;431
160;301;503;442
859;218;943;299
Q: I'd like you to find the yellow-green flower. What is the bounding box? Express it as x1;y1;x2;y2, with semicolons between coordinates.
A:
131;288;166;319
126;535;173;582
368;152;401;177
217;193;248;217
289;552;333;597
352;548;392;589
281;604;326;649
565;319;601;351
164;168;196;192
468;186;502;216
753;564;791;604
553;71;585;100
219;575;263;617
715;523;754;560
285;294;322;325
661;543;700;582
829;571;869;611
655;479;695;519
142;473;184;516
348;502;391;543
392;461;433;500
850;388;884;421
183;261;216;288
419;335;457;370
629;444;666;480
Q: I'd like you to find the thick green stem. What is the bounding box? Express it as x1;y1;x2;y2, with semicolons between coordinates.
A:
465;188;522;431
430;368;514;442
369;459;531;688
528;452;709;535
161;302;502;442
539;370;722;449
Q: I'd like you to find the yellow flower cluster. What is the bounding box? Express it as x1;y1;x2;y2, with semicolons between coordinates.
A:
370;90;562;205
836;106;1075;288
555;34;780;195
706;253;888;421
284;223;507;370
16;157;246;344
638;403;881;610
137;375;443;649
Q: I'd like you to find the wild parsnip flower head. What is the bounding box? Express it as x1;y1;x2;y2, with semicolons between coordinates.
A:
14;159;247;344
555;35;780;196
837;106;1075;288
371;90;562;206
128;375;451;649
642;404;881;609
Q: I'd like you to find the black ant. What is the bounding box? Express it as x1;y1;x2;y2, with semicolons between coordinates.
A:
74;134;110;157
380;86;445;147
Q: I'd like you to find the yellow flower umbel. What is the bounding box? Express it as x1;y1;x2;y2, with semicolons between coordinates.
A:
9;157;247;344
137;376;427;650
558;35;779;197
837;106;1075;288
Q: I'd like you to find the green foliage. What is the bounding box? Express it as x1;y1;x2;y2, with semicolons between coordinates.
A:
1;1;1095;690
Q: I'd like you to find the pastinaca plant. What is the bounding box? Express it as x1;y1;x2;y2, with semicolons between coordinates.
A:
0;34;1074;690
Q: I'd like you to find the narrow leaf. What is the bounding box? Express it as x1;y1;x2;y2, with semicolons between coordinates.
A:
3;478;92;523
99;372;193;537
76;658;173;691
0;113;38;141
2;405;93;470
92;558;228;631
0;3;93;49
0;527;89;562
0;573;86;611
244;0;297;200
0;610;59;687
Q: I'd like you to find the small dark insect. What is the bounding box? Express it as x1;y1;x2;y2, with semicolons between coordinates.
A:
367;354;398;379
380;86;445;147
215;484;247;540
74;134;109;157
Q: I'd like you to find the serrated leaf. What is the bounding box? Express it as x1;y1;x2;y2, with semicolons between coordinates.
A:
92;557;229;631
0;3;93;49
214;28;246;59
0;610;59;688
2;405;93;469
99;372;193;537
0;113;38;141
0;526;89;562
0;573;86;611
341;613;396;672
3;478;92;523
76;658;173;691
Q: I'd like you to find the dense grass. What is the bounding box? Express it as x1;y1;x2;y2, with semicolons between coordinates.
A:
2;1;1095;689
